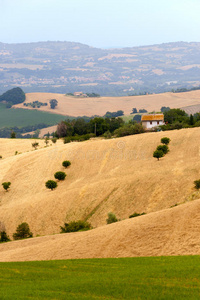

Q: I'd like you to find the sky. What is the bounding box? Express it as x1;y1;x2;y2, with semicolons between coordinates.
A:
0;0;200;48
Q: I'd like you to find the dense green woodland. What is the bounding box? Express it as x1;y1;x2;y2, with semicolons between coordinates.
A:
0;87;25;106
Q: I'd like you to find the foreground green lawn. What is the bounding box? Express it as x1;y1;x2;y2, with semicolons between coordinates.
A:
0;256;200;299
0;105;68;128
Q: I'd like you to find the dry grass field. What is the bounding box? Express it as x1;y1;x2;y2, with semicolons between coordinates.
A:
14;90;200;117
1;127;200;260
1;199;200;262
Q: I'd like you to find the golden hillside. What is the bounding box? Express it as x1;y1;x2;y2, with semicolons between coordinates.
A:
1;199;200;262
14;90;200;117
1;127;200;241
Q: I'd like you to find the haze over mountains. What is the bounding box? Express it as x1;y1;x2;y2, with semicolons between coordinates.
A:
0;41;200;96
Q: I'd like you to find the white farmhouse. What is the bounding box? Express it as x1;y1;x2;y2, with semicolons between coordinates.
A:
141;114;164;129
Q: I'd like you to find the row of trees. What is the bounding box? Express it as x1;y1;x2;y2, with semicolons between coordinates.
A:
56;116;145;140
153;137;170;160
161;109;200;130
56;117;125;138
45;161;71;190
0;222;32;243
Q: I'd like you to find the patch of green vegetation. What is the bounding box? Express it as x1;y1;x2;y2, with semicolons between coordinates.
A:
0;256;200;299
0;87;25;105
23;101;48;108
0;107;69;128
121;114;134;123
129;212;146;218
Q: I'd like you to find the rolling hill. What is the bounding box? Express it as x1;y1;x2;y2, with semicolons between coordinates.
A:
14;89;200;117
1;199;200;262
1;127;200;260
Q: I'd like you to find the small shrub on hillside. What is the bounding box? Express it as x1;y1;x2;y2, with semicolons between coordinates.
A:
0;231;10;243
60;220;92;233
62;161;71;168
45;180;57;190
0;155;2;159
156;144;169;155
63;137;71;144
161;137;170;145
54;171;66;181
32;141;39;150
10;131;16;138
104;130;112;139
51;137;57;144
44;137;49;146
106;212;118;224
194;180;200;189
13;222;33;240
129;212;146;218
2;182;11;191
153;150;164;161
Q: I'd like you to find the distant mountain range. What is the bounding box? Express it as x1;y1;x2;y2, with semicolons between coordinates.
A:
0;41;200;96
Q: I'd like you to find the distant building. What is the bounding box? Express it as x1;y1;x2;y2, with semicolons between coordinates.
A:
73;92;87;97
141;114;164;129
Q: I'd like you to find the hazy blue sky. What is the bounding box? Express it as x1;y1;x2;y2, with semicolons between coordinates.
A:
1;0;200;48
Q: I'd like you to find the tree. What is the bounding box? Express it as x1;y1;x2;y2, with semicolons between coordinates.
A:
106;212;118;224
54;171;66;181
56;121;69;137
161;106;170;112
62;160;71;168
161;137;170;145
131;108;138;114
51;137;57;144
139;109;147;113
44;137;49;146
49;99;58;109
194;180;200;189
0;87;25;105
60;220;92;233
189;114;194;125
153;150;164;160
32;141;39;150
10;131;16;138
133;114;141;122
89;117;109;136
2;182;11;191
0;231;10;243
45;180;57;190
156;145;169;155
164;108;188;124
13;222;33;240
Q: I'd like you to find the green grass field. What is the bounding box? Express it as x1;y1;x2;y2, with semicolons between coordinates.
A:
0;106;68;128
0;256;200;299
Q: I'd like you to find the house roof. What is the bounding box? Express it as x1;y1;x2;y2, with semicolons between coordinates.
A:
141;114;164;121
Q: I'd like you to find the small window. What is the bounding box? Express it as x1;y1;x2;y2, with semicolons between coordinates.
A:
157;121;159;125
150;121;152;125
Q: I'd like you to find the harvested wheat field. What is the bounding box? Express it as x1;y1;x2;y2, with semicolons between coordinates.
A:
1;127;200;260
14;90;200;117
1;199;200;262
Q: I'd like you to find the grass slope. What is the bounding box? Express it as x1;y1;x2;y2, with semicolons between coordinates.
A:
1;128;200;260
1;127;200;238
0;106;67;128
14;90;200;116
0;257;200;299
1;198;200;261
